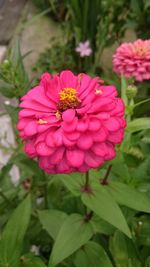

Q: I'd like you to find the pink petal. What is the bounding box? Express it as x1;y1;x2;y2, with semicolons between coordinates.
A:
65;131;80;141
77;73;91;93
101;85;117;97
91;142;108;157
56;156;72;173
63;135;76;147
77;133;93;150
61;117;78;132
17;118;31;130
104;143;116;160
88;118;101;131
104;117;121;131
66;148;84;167
62;109;75;122
49;146;65;164
36;142;56;156
24;141;37;158
76;118;89;132
107;129;124;144
60;70;77;88
85;151;104;168
92;127;108;142
24;121;37;136
53;129;63;146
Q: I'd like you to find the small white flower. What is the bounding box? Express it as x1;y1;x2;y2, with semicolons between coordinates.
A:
75;40;92;57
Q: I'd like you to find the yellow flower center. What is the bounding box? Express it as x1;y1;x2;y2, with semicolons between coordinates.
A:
134;46;149;57
57;87;80;111
59;88;78;101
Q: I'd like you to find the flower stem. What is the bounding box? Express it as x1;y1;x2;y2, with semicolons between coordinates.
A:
84;211;93;222
133;98;150;108
81;171;92;193
101;165;112;185
43;174;48;208
85;171;89;190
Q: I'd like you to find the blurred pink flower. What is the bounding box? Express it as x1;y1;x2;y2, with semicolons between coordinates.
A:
113;39;150;82
17;70;125;174
75;41;92;57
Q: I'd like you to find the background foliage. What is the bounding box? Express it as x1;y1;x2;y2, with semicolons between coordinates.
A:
0;0;150;266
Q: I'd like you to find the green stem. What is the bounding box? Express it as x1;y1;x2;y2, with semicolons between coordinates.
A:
133;98;150;108
121;75;128;106
85;171;89;189
101;165;112;185
126;98;134;123
43;174;48;208
0;190;11;204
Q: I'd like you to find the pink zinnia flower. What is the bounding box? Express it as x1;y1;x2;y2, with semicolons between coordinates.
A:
17;70;126;174
75;41;92;57
113;39;150;82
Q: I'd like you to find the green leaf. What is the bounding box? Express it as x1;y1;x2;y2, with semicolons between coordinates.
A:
38;209;68;240
48;214;93;267
57;173;84;196
91;214;115;235
0;79;14;98
109;230;141;267
132;157;150;181
107;181;150;213
126;118;150;133
74;241;113;267
81;182;131;238
0;195;31;267
21;254;46;267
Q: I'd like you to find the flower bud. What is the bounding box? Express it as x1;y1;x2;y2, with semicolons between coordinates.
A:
126;85;137;99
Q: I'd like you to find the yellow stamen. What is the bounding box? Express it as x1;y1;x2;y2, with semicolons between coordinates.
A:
95;89;102;95
55;110;61;120
59;88;77;102
37;119;48;125
58;87;80;111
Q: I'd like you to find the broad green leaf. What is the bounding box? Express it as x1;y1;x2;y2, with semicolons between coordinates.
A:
74;241;113;267
81;183;131;238
20;254;46;267
91;215;115;235
132;157;150;181
56;173;84;196
48;214;93;267
108;182;150;213
109;231;141;267
38;209;68;240
126;118;150;133
111;161;131;181
0;195;31;267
